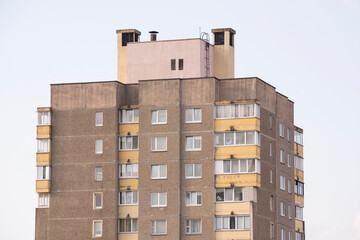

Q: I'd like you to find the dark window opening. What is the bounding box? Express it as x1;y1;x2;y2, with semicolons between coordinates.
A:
230;32;234;46
214;32;224;45
135;33;139;42
122;33;134;46
179;59;184;70
171;59;176;70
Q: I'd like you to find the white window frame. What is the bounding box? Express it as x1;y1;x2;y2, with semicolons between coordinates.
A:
93;220;102;237
280;123;284;137
185;191;202;206
287;128;291;142
185;136;202;151
119;191;138;205
37;111;51;126
280;149;284;163
151;220;167;235
280;202;285;216
185;219;201;234
37;166;51;180
119;108;139;124
93;193;103;209
215;103;260;119
151;137;167;151
95;167;102;181
289;231;292;240
215;131;260;147
38;194;50;208
151;192;167;207
280;176;286;190
294;156;304;171
151;110;167;124
37;139;50;153
119;136;139;150
215;159;260;174
95;112;103;126
118;218;138;233
295;206;303;220
215;215;250;230
185;108;202;123
294;130;303;145
295;232;303;240
185;163;202;178
288;179;292;194
281;228;286;240
215;188;243;202
119;163;138;178
294;180;304;196
269;142;272;156
151;165;167;179
270;170;273;184
95;139;103;154
288;205;292;219
288;154;291;167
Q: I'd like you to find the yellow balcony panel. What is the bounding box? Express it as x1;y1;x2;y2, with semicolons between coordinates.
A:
37;126;51;139
117;233;138;240
119;123;139;136
215;118;260;132
215;146;260;160
295;220;305;233
294;169;304;182
215;230;250;240
215;202;251;215
118;205;139;218
216;174;260;188
36;180;51;193
37;107;51;112
36;153;51;166
119;179;138;191
295;195;304;207
294;143;304;158
119;105;139;110
119;151;139;163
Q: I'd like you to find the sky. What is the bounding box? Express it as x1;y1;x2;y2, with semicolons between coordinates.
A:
0;0;360;239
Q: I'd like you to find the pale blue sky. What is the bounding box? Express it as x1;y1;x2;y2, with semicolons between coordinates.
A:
1;0;359;239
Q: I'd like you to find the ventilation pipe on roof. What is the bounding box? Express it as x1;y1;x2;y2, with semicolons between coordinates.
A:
149;31;159;41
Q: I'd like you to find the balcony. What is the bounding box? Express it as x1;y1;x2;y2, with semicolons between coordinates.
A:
215;145;260;160
215;118;260;132
36;180;51;193
215;174;261;188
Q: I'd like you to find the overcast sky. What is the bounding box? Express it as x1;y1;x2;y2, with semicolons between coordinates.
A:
1;0;360;239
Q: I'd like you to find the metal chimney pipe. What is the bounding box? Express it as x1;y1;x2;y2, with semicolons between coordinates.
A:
149;31;159;41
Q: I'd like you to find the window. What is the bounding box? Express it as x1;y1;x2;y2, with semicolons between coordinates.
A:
280;176;285;190
95;139;103;154
280;202;285;216
185;163;201;178
215;216;250;230
288;154;291;167
151;192;167;207
229;32;234;46
294;130;303;145
270;195;274;211
151;220;167;235
95;112;103;126
93;193;102;209
171;59;176;70
95;167;102;181
295;206;303;220
119;191;138;205
270;170;273;184
93;220;102;237
185;191;201;206
38;194;49;208
269;142;272;156
151;165;167;179
214;32;224;45
280;149;284;163
151;137;167;151
37;166;51;180
214;159;260;174
294;181;304;196
179;59;184;70
215;131;260;146
185;108;201;123
294;156;304;171
289;232;292;240
118;218;138;233
270;222;274;239
37;111;51;125
281;229;286;240
288;180;292;194
119;163;138;178
215;103;260;119
37;139;50;153
185;219;201;234
296;232;304;240
186;136;202;151
151;110;167;124
269;115;273;129
216;188;243;202
119;109;139;123
279;123;284;137
119;136;138;150
287;128;291;142
288;205;292;219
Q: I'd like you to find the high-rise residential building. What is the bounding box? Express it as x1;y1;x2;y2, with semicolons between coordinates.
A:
35;28;305;240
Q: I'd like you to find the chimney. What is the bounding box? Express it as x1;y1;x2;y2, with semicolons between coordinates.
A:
149;31;159;41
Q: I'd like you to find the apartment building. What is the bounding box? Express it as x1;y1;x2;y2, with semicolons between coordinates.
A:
35;28;305;240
